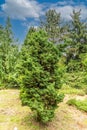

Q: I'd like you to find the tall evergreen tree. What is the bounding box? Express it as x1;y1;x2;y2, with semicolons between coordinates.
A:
0;25;4;79
0;17;19;87
5;17;13;44
40;9;62;43
19;29;63;123
66;10;87;62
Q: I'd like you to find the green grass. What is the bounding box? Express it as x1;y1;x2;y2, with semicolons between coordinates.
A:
59;84;85;95
67;98;87;112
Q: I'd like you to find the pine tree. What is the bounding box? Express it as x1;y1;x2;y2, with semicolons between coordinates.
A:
19;29;63;123
0;25;4;79
5;17;13;44
66;10;87;62
40;9;62;43
0;17;19;87
65;10;87;71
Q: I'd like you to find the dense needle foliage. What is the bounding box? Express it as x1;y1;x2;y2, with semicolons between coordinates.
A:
19;29;63;123
0;17;19;87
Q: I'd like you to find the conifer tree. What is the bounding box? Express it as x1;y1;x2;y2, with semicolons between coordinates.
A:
0;17;19;87
66;10;87;62
40;9;62;43
19;29;63;123
65;10;87;71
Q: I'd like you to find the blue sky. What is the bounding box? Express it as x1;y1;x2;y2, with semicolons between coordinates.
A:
0;0;87;43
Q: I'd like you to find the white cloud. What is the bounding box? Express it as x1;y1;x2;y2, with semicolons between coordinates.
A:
50;3;87;20
54;5;73;20
1;0;43;20
1;0;87;21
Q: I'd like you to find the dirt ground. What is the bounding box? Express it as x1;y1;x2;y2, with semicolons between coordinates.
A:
0;89;87;130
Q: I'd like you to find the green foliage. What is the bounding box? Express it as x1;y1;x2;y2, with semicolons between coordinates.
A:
40;9;65;43
19;29;64;123
59;85;85;95
80;53;87;71
67;99;87;112
67;60;81;72
65;10;87;72
64;72;87;89
0;17;19;88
